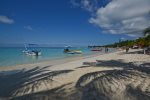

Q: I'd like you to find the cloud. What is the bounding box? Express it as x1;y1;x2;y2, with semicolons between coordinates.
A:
71;0;99;12
90;0;150;35
0;15;14;24
24;25;33;31
80;0;97;12
70;0;80;7
72;0;150;36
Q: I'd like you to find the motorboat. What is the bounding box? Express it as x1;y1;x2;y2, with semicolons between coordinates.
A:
63;46;82;54
22;44;41;56
64;50;82;54
25;50;41;56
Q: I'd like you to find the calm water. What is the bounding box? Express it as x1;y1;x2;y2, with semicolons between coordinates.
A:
0;47;115;67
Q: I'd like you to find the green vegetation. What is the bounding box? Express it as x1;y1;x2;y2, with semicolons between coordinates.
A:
89;28;150;48
104;35;150;48
104;27;150;48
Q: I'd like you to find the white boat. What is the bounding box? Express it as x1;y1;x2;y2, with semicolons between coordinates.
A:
22;44;41;56
65;50;82;54
25;50;41;56
63;46;82;54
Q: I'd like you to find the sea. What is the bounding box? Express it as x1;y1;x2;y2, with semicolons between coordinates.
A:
0;47;115;67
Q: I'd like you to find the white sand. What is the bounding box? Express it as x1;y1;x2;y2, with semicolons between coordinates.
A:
0;49;149;99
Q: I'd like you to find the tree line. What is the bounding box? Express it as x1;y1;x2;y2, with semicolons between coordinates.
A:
104;27;150;48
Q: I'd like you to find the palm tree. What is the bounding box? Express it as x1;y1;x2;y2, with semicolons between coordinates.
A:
144;27;150;36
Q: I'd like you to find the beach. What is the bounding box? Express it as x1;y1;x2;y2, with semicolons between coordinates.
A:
0;49;150;100
1;0;150;99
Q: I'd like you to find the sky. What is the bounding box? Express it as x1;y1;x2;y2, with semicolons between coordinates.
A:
0;0;150;46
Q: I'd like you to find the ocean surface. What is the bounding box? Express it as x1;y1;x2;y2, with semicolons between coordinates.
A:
0;47;115;67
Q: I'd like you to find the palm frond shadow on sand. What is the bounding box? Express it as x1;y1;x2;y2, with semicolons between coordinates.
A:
0;65;74;97
9;60;150;100
12;82;82;100
118;50;144;55
76;59;132;69
76;60;150;100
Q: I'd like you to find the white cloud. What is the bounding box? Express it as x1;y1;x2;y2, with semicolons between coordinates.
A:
81;0;97;12
71;0;99;12
0;15;14;24
89;0;150;36
70;0;80;7
24;25;33;31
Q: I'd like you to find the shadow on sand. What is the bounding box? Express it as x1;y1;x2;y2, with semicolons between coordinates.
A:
76;59;150;87
76;59;133;69
0;50;150;100
75;60;150;100
0;65;74;98
118;49;144;55
12;82;82;100
10;60;150;100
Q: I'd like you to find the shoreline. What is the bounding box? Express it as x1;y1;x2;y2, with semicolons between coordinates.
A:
0;50;113;71
0;49;150;99
0;47;116;68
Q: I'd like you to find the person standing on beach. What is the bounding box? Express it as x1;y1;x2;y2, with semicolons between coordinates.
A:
126;47;129;53
105;47;109;53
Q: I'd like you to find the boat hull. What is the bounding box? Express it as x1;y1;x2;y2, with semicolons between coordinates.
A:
65;50;82;54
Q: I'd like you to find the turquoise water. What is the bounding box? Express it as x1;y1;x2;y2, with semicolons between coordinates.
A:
0;47;93;67
0;47;115;67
